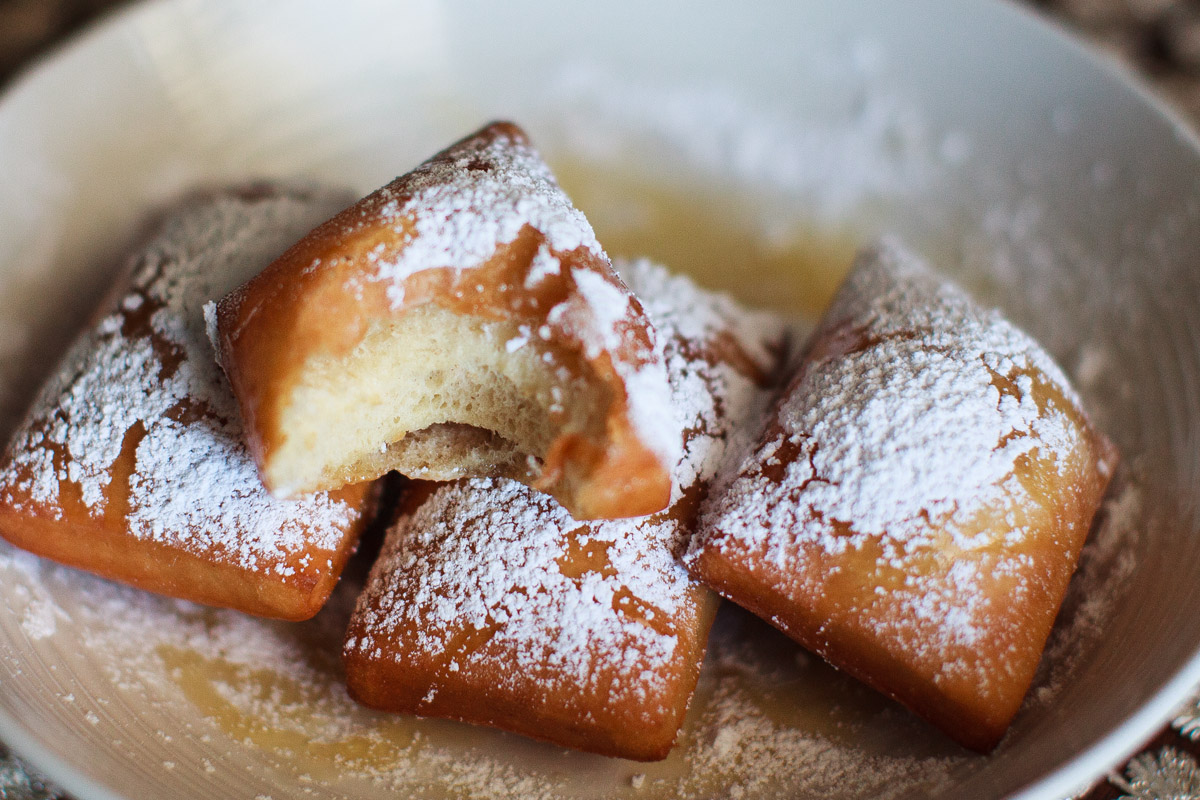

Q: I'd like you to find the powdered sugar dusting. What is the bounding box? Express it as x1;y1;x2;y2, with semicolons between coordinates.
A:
554;261;681;470
546;263;680;467
525;241;561;288
309;123;679;475
369;125;601;302
0;188;359;566
697;239;1085;564
1028;472;1143;708
542;62;957;222
565;267;631;359
617;258;786;500
0;234;1144;796
689;239;1113;691
347;260;785;716
356;478;690;704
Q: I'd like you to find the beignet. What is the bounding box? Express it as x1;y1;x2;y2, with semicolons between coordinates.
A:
343;260;786;760
211;122;676;520
0;186;373;621
686;240;1118;751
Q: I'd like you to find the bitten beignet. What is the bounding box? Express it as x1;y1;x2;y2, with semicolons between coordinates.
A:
686;240;1118;752
0;186;373;621
212;122;676;520
343;260;786;760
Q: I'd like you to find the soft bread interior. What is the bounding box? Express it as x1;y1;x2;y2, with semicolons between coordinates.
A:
269;304;610;495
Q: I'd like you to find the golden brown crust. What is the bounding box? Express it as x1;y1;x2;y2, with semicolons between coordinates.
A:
0;186;373;620
214;122;674;520
343;487;718;760
0;479;368;622
687;241;1119;752
691;413;1115;751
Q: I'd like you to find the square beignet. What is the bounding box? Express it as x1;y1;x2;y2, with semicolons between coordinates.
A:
343;260;786;760
686;240;1118;752
0;186;374;621
211;122;677;521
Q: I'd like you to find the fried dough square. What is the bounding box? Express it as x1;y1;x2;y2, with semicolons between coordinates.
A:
687;241;1117;751
212;123;677;520
0;187;374;620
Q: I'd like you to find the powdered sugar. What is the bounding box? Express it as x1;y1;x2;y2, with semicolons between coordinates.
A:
50;332;163;514
0;188;360;568
0;233;1142;797
790;338;1041;551
369;126;601;302
688;239;1117;702
272;123;680;482
355;477;689;704
562;267;631;360
346;260;785;719
621;259;783;378
547;263;680;469
544;63;950;220
524;241;561;288
697;240;1085;565
617;258;786;499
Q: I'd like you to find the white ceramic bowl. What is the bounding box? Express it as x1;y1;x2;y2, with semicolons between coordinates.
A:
0;1;1197;798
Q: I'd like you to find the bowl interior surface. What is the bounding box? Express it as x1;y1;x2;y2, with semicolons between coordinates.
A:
0;1;1197;799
